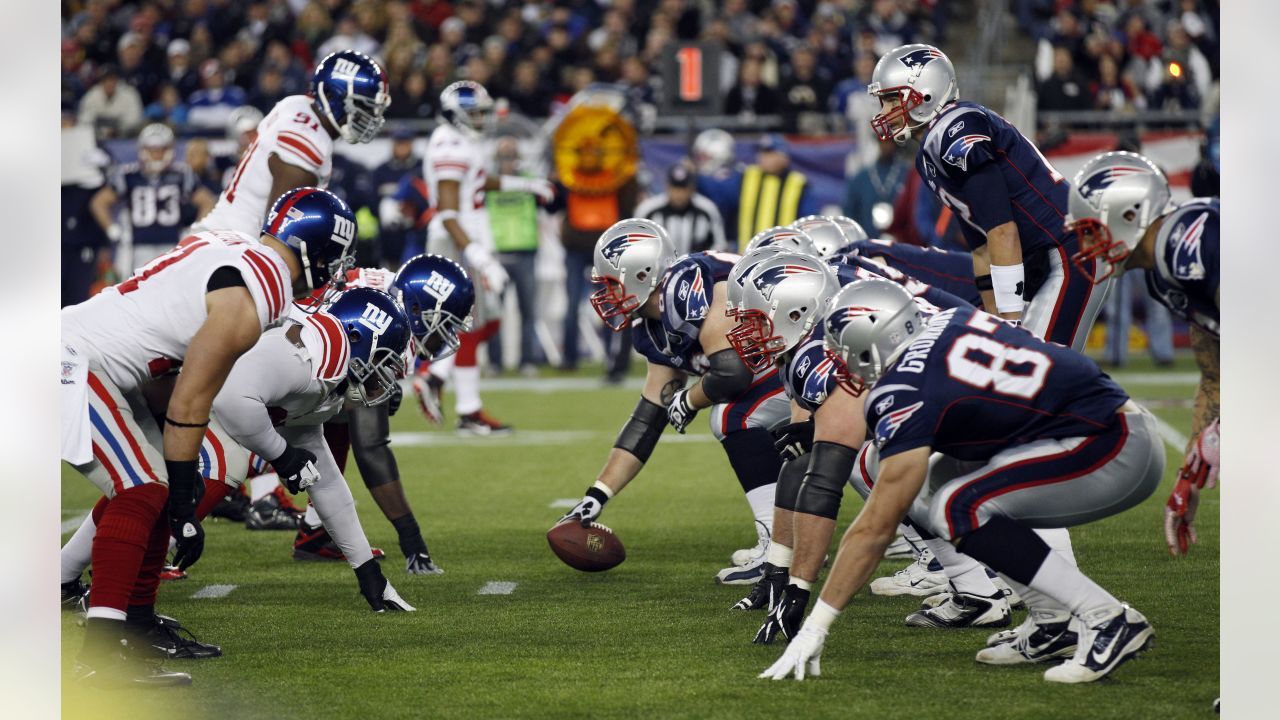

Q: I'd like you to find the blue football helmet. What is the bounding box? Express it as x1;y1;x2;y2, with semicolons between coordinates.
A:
392;254;475;360
325;287;411;407
263;187;358;297
439;81;494;140
313;51;390;144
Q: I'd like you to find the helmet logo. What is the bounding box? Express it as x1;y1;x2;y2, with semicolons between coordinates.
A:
1079;165;1152;202
874;400;923;447
331;58;362;79
331;215;356;246
422;270;456;301
600;232;655;269
1170;211;1209;281
941;134;991;172
359;303;393;335
827;305;879;335
752;264;818;301
898;48;945;70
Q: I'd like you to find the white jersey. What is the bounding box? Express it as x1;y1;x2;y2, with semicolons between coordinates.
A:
61;229;292;393
210;311;350;462
424;123;491;247
196;95;335;237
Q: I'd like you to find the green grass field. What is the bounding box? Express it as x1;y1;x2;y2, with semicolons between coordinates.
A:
61;357;1218;719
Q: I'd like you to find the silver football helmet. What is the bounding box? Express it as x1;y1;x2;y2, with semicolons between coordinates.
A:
822;279;923;395
137;123;175;175
1066;151;1172;284
793;216;855;258
692;128;735;174
868;44;959;144
590;218;675;331
729;252;841;372
744;226;820;257
831;215;869;243
726;246;788;318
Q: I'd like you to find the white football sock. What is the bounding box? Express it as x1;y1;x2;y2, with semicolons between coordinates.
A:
1027;550;1119;617
765;541;792;569
454;365;482;416
1034;527;1077;566
61;512;96;584
303;502;321;528
250;472;280;502
744;485;776;536
429;353;455;382
924;537;997;596
1003;576;1072;622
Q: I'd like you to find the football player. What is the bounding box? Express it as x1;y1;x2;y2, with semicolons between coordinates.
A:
61;187;355;686
554;219;788;584
1063;151;1220;555
761;280;1163;684
415;80;553;435
194;50;389;236
90;123;217;273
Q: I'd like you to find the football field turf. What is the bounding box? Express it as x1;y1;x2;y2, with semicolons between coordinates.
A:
61;357;1218;719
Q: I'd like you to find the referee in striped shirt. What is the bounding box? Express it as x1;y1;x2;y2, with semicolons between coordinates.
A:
634;164;728;256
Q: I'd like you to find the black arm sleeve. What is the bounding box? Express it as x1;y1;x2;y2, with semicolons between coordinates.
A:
207;265;248;291
347;402;401;488
614;397;667;463
701;348;754;404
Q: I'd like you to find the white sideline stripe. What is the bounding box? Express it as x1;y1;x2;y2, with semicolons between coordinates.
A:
477;581;517;595
388;430;718;448
1110;371;1199;385
1150;414;1190;452
191;584;237;599
61;511;89;534
549;499;579;509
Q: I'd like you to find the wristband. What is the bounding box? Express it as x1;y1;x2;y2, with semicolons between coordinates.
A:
789;576;813;591
435;209;459;223
590;480;615;500
807;598;842;632
989;263;1025;314
164;459;199;505
974;274;993;291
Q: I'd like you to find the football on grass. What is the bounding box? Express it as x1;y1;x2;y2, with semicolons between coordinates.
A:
547;521;626;572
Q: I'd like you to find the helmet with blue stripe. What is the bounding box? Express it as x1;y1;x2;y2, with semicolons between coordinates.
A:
439;81;494;140
262;187;357;294
325;287;411;407
312;50;390;144
392;254;475;360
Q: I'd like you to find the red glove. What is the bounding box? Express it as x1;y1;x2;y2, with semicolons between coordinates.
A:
1163;419;1219;556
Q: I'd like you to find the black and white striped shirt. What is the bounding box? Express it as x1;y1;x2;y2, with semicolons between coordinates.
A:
634;192;728;256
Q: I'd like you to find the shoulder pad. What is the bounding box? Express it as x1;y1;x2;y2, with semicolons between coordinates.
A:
299;311;350;383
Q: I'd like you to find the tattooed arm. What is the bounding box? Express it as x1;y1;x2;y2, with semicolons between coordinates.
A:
1186;325;1221;451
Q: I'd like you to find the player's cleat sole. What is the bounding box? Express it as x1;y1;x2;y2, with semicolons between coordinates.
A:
869;549;948;597
716;555;767;585
976;617;1078;665
1043;605;1153;683
906;591;1011;629
126;614;222;660
456;410;514;436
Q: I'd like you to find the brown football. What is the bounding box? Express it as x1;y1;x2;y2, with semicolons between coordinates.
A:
547;521;626;572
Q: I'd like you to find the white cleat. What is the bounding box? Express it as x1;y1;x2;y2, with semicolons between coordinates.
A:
730;520;770;567
976;611;1077;665
883;533;915;560
869;548;948;597
716;554;767;585
906;590;1011;629
1043;605;1153;683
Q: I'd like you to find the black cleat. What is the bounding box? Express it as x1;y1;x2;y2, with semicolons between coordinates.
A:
125;614;222;660
74;650;192;688
245;493;303;531
62;577;91;614
210;490;250;522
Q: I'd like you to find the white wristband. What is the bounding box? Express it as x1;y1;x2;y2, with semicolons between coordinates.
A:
591;480;615;499
789;576;813;591
989;263;1026;314
806;599;842;632
435;208;459;223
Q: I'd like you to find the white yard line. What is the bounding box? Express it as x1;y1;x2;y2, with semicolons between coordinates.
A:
477;581;517;596
61;512;89;534
190;584;237;600
549;499;580;509
387;429;717;448
1150;414;1190;451
1110;371;1199;385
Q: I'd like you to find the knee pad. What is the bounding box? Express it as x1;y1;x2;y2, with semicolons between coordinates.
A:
774;456;807;512
795;442;856;520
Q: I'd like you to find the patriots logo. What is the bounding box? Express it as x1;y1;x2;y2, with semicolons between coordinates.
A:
801;355;837;405
600;233;656;270
874;400;924;447
684;270;708;319
1170;211;1210;281
941;134;991;172
1078;165;1152;202
898;47;945;70
756;229;806;249
826;305;879;336
734;258;769;288
752;264;818;301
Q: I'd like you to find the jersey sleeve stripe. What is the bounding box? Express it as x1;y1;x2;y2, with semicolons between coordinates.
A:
431;161;470;171
278;131;324;157
277;134;324;167
310;313;348;380
242;250;286;321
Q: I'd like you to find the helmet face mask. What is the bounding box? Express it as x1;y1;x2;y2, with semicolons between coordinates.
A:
326;288;412;407
440;81;494;140
867;44;958;144
869;87;923;144
727;309;784;373
346;346;406;407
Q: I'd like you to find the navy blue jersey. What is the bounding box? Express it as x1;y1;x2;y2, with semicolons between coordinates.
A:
845;239;982;306
1145;198;1219;337
109;162;201;247
632;252;737;372
831;253;974;313
863;306;1129;462
917;101;1069;256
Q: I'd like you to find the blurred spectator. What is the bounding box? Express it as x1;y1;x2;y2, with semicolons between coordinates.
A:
248;66;289;114
779;46;833;134
507;60;552;117
842;139;910;239
117;32;162;104
260;40;310;96
1148;59;1199;110
388;71;435;120
183;137;223;193
724;59;780;118
693;128;746;243
78;65;144;139
144;83;191;126
165;39;199;99
292;1;334;66
1015;0;1056;39
1191;121;1220;197
863;0;916;56
328;152;379;261
735;134;819;250
316;14;381;61
1038;46;1093;111
1149;20;1212;101
1091;55;1143;111
634;163;727;256
1123;14;1163;62
374;126;423;267
487;136;544;375
187;59;248;129
62;127;113;306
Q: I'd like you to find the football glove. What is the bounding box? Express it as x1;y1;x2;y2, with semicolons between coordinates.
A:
412;373;444;425
772;419;815;461
272;446;320;494
164;460;206;570
1163;419;1219;556
557;491;606;528
753;584;810;645
666;389;698;434
463;242;509;293
759;623;827;681
500;175;555;204
405;552;444;576
732;562;788;611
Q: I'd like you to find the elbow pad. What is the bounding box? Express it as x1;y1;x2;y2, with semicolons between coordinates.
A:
701;349;754;404
794;441;857;520
614;397;667;463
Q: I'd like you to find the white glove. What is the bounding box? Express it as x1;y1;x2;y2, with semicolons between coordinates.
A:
379;196;409;230
106;224;124;242
666;389;698;434
350;267;395;292
500;175;555;204
759;623;827;681
463;242;509;293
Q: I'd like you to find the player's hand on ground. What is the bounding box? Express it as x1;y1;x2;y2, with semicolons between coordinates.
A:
666;389;698;434
753;584;810;644
405;552;444;575
271;445;320;494
1182;419;1220;490
771;418;815;461
759;623;826;681
557;495;604;528
1164;477;1201;556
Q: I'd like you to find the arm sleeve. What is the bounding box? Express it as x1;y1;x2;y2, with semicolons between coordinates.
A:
347;402;400;487
211;338;312;462
959;163;1015;233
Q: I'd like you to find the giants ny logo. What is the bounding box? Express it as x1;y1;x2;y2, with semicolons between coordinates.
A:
331;58;363;79
359;303;394;335
423;270;456;301
331;215;356;246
